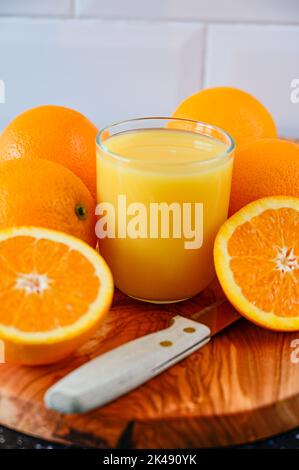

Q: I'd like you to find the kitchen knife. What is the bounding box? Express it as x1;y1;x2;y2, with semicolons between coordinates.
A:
45;299;239;414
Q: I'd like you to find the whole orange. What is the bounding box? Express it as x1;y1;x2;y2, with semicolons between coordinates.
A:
0;159;96;246
229;138;299;215
0;105;98;198
172;87;277;147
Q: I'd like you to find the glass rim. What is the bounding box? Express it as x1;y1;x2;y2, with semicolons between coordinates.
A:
96;116;235;167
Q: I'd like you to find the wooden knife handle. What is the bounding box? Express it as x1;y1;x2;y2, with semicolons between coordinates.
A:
44;315;211;414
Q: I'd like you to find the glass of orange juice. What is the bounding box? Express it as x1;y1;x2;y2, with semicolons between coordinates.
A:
96;117;234;303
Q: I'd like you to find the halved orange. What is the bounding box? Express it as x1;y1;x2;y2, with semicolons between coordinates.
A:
0;227;114;365
214;197;299;331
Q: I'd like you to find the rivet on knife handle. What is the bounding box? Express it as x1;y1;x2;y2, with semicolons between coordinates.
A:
44;315;211;414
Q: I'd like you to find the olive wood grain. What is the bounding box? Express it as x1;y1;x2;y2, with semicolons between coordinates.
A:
0;280;299;449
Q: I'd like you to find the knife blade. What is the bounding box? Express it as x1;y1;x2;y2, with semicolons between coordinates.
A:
45;299;239;414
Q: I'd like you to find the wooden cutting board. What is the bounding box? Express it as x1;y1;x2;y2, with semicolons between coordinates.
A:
0;280;299;449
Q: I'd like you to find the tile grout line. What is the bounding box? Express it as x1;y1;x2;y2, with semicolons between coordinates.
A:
71;0;77;18
200;23;207;89
0;15;298;27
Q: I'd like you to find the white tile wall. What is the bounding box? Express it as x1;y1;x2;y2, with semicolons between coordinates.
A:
76;0;299;24
0;1;298;136
205;25;299;137
0;0;72;17
0;19;203;130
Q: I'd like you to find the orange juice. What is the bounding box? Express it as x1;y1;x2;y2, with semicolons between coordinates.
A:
96;118;234;302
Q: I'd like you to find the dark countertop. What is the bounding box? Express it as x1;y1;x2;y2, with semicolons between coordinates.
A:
1;425;299;449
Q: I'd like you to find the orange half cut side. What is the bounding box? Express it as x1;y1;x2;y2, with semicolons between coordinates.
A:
0;227;114;364
214;197;299;331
